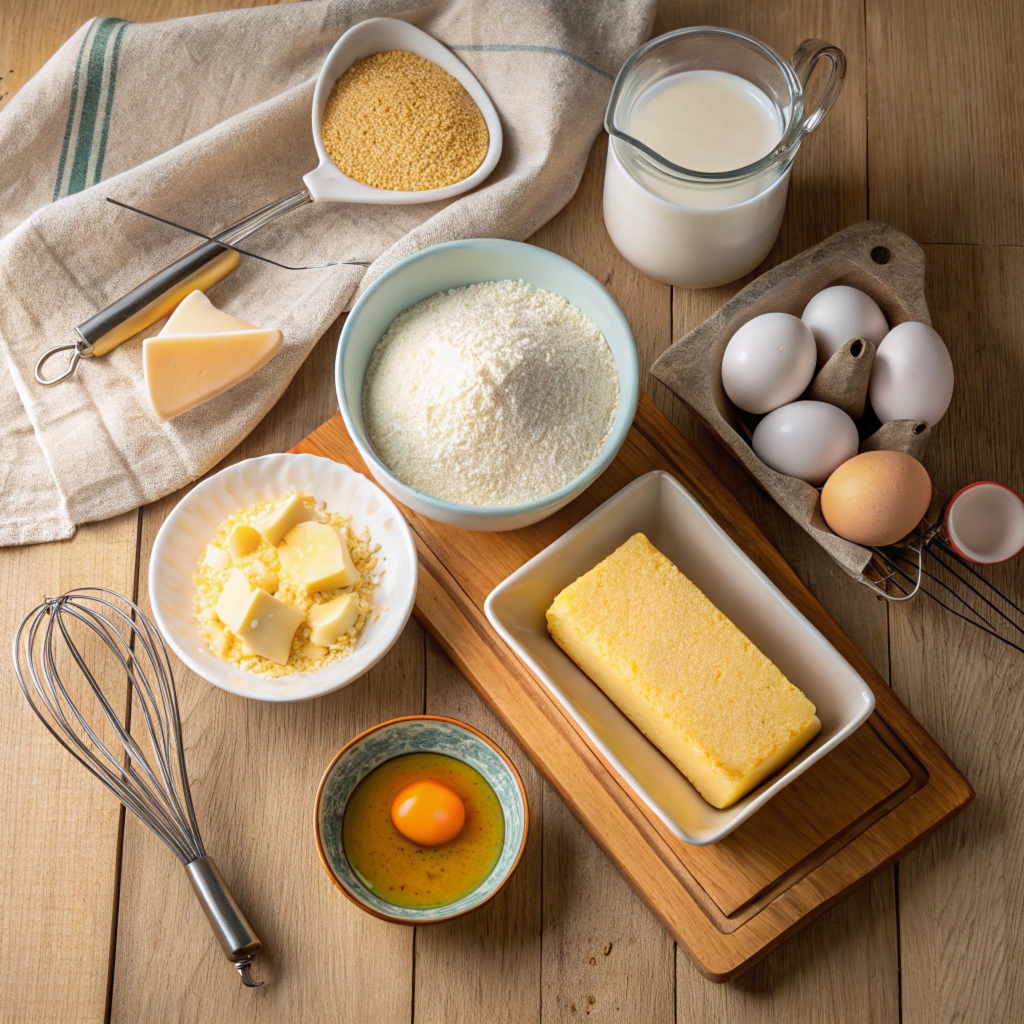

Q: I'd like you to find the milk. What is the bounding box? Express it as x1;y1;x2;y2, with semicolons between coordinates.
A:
627;70;782;206
603;69;791;287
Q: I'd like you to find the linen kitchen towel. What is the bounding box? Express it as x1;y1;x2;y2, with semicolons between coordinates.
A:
0;0;655;546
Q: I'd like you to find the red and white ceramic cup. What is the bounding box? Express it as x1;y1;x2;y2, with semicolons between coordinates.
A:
942;481;1024;565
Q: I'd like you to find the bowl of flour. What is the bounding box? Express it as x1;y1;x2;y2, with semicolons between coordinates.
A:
337;240;639;530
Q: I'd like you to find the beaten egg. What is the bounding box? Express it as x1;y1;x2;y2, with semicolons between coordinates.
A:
343;752;504;909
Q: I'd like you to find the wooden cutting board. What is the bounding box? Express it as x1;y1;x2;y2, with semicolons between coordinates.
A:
292;392;973;980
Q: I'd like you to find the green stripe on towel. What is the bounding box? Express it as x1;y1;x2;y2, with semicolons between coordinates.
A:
53;17;131;201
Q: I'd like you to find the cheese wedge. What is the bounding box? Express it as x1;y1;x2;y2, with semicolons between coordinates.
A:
214;569;305;665
546;533;820;809
278;521;357;591
143;291;283;421
307;593;360;646
163;290;257;334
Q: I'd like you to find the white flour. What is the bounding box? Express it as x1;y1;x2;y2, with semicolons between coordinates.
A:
363;280;619;506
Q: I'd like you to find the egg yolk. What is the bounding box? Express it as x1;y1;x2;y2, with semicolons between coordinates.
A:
391;780;466;846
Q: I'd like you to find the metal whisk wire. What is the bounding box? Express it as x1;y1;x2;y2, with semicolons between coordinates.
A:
864;525;1024;656
13;587;263;985
17;589;204;862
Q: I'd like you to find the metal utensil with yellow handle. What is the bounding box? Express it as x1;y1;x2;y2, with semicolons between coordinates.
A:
34;190;312;385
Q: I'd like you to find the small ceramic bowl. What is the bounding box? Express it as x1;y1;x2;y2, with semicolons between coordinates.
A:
315;716;529;923
149;453;417;702
943;481;1024;565
336;238;640;531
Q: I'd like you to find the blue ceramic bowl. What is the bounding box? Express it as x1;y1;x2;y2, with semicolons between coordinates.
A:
314;716;529;923
336;239;640;531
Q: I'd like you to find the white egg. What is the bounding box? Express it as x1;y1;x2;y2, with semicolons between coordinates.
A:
869;321;954;426
720;312;816;415
752;401;860;485
801;285;889;365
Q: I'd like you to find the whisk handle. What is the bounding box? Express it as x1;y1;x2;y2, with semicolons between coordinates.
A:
186;856;263;987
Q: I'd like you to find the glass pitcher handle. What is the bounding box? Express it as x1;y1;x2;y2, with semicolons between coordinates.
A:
791;39;847;137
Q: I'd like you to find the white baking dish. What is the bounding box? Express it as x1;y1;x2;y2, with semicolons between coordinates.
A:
484;470;875;845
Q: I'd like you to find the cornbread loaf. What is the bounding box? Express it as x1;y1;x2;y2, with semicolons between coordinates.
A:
546;533;820;809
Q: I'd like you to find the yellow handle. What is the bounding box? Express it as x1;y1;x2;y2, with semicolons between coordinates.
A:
88;248;240;357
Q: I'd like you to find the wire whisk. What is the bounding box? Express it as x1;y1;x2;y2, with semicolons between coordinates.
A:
864;525;1024;656
13;587;264;986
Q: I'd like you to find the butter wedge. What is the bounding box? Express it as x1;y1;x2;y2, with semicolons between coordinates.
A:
253;494;316;547
278;521;357;592
214;569;305;665
143;291;283;421
307;593;360;646
546;533;820;809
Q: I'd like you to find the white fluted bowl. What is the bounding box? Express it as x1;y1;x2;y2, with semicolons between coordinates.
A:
149;454;417;702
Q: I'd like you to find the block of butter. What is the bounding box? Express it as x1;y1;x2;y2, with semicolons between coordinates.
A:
278;521;357;592
215;568;305;665
143;290;283;421
546;533;820;809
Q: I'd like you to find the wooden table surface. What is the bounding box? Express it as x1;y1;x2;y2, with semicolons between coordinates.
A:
1;1;1020;1022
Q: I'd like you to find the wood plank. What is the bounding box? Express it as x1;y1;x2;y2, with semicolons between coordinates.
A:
413;636;542;1024
292;393;973;979
529;135;678;1024
0;515;139;1024
890;245;1024;1024
677;873;899;1020
110;325;423;1022
541;788;676;1024
866;0;1024;245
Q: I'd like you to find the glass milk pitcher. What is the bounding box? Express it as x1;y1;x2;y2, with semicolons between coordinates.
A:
603;28;845;288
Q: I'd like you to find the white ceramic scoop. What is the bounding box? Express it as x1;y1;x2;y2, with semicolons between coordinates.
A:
36;17;503;385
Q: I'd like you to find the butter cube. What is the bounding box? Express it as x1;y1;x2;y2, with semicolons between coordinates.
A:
204;544;230;570
228;523;263;559
214;569;253;632
278;521;357;592
254;494;316;546
214;569;305;665
307;594;360;646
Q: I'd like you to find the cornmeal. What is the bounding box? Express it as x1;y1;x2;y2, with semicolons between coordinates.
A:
546;533;820;809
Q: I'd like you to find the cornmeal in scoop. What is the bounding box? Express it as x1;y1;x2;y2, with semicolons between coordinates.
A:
546;533;820;809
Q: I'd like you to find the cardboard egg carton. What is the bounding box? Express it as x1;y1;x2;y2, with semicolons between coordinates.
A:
650;221;933;582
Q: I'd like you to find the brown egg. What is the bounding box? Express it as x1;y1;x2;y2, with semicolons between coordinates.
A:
821;450;932;546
